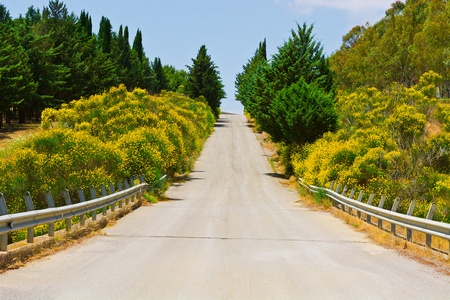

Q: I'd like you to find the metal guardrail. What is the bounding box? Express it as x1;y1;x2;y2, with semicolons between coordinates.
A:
299;178;450;254
0;175;168;252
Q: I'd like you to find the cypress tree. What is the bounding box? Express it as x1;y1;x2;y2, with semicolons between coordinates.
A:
152;57;168;93
132;29;144;62
98;16;112;54
0;4;11;24
186;45;226;118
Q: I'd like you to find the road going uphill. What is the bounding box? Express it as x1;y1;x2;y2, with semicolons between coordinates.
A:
1;114;449;299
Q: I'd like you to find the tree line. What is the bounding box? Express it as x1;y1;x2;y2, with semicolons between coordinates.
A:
0;0;226;128
330;0;449;96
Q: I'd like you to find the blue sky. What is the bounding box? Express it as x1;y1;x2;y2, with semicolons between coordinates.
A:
2;0;394;114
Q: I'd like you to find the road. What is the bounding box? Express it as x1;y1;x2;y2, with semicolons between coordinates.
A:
1;114;450;299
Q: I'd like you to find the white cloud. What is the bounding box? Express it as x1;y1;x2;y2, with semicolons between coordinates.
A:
278;0;395;15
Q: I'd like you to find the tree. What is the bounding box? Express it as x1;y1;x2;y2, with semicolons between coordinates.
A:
163;65;187;92
235;38;267;110
270;23;334;94
0;24;36;128
186;45;225;118
98;16;112;54
0;4;11;24
152;57;168;93
132;29;144;62
270;79;337;144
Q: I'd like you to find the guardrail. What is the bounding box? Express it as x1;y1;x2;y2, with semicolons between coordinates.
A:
299;178;450;255
0;175;167;252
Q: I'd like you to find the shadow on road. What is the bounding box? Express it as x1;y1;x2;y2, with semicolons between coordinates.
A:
264;172;286;179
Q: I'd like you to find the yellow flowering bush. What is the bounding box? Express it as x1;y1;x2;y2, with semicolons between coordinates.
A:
292;71;450;220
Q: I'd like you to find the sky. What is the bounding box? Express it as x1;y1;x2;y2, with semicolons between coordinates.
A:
1;0;395;114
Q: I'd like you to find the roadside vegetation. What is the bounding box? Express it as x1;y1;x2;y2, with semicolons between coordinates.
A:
1;85;215;242
236;0;450;222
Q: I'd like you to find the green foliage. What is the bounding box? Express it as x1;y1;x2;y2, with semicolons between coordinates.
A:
236;23;336;145
331;0;450;97
163;65;188;92
186;45;226;118
292;72;450;220
1;85;214;218
0;1;161;125
152;57;168;93
270;79;337;144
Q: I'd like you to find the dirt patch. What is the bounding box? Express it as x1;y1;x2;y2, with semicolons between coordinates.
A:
0;121;41;149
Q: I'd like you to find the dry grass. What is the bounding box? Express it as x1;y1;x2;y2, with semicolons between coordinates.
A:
0;121;41;149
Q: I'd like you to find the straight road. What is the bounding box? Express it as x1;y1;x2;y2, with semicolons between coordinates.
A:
1;114;450;299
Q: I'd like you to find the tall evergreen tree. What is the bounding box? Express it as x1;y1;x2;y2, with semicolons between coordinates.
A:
132;29;144;62
0;4;11;24
98;16;112;54
186;45;225;118
0;24;36;128
152;57;168;93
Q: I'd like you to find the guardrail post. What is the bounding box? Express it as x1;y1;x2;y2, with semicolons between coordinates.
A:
341;186;348;197
124;179;130;205
90;186;97;221
24;192;35;243
390;198;400;235
366;194;374;224
77;188;86;226
0;193;8;251
329;181;335;190
100;184;108;215
426;203;437;248
335;183;341;193
349;188;356;199
377;196;386;229
406;200;416;242
341;186;348;211
62;189;72;231
356;190;364;219
109;182;116;212
117;180;123;208
129;177;135;202
45;191;55;236
140;174;145;183
334;184;341;208
348;188;356;215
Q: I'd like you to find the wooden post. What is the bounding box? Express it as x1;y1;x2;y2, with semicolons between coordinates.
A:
90;186;97;221
62;189;72;231
24;192;35;243
77;188;86;226
329;181;335;190
426;203;437;248
45;191;55;236
0;193;8;251
406;200;416;242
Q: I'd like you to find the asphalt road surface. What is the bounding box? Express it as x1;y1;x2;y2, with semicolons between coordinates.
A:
1;114;450;299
